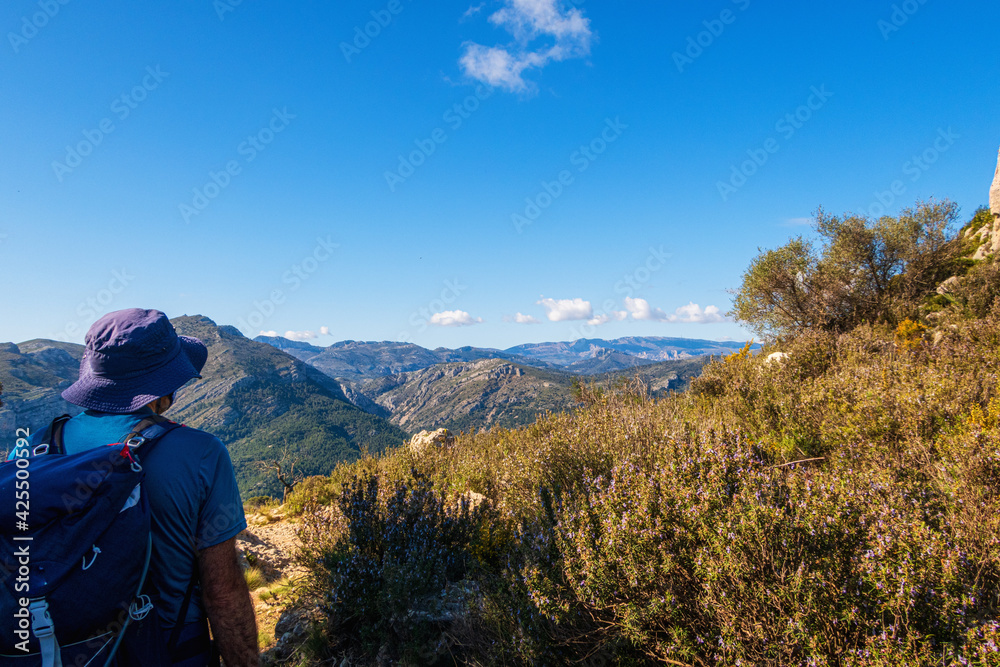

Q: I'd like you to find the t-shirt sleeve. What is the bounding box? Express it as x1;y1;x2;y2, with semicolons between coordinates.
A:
195;436;247;550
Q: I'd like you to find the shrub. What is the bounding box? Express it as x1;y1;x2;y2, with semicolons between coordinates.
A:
284;475;340;516
301;469;485;663
243;494;276;509
732;200;961;340
514;434;1000;665
894;318;927;352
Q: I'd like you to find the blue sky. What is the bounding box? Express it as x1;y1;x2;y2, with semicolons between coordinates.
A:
1;0;997;349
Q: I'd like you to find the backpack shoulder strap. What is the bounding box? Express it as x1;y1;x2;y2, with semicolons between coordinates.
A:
43;414;72;456
122;414;183;459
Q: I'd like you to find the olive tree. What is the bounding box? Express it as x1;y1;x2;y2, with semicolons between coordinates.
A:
731;200;960;340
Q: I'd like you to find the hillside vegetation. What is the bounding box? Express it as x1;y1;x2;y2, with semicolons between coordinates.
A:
167;317;409;497
274;201;1000;666
342;356;708;434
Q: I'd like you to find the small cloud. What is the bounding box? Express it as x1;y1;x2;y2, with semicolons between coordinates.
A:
259;330;280;338
625;298;728;324
459;0;593;93
429;310;484;327
537;297;592;321
587;311;627;326
462;2;485;19
284;330;318;341
514;312;541;324
320;326;331;336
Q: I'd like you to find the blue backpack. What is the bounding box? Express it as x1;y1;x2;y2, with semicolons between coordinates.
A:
0;414;182;666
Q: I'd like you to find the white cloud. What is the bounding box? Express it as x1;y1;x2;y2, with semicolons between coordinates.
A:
429;310;484;327
284;330;318;341
320;326;331;336
460;0;593;92
625;298;728;324
514;312;541;324
537;297;592;321
668;302;727;324
259;330;280;338
587;311;627;326
624;297;670;322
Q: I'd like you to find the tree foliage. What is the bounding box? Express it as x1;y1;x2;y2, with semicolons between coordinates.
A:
731;200;962;340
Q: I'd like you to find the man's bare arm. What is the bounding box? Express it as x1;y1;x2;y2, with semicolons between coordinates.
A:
199;536;259;666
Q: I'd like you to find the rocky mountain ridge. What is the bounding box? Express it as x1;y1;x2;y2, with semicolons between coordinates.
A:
256;334;751;380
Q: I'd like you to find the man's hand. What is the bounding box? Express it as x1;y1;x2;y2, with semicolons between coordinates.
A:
199;536;259;666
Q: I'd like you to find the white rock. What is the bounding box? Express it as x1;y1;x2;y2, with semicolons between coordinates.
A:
991;146;1000;219
765;352;789;364
408;428;455;456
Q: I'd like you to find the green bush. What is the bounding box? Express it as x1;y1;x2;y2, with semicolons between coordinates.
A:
284;475;340;516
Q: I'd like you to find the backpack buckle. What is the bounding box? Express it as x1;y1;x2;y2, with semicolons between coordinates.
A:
125;435;146;448
32;443;50;456
28;599;55;638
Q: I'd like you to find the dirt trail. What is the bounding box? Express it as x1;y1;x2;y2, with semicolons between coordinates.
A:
238;510;308;653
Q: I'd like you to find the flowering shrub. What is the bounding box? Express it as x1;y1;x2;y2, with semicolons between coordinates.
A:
301;469;484;662
894;318;927;351
506;432;997;665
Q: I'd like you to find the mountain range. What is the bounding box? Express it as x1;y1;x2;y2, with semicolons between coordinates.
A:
1;320;740;496
254;334;748;378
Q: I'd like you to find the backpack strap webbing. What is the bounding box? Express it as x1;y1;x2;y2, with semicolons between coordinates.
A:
29;598;62;667
124;415;203;658
45;414;72;456
167;559;202;656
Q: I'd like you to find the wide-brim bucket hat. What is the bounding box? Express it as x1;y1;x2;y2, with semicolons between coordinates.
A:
62;308;208;414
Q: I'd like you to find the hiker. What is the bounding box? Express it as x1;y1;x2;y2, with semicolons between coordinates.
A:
10;309;257;666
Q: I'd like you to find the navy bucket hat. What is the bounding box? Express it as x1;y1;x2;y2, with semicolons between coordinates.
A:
62;308;208;414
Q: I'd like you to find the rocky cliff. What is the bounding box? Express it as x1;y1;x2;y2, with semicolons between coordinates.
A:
970;146;1000;259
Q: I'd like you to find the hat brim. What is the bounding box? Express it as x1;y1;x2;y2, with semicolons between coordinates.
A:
62;336;208;414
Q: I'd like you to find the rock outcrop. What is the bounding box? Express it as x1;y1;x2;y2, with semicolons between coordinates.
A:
408;428;456;456
971;146;1000;259
991;146;1000;219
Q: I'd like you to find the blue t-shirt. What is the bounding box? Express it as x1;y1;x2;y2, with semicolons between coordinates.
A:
13;408;247;628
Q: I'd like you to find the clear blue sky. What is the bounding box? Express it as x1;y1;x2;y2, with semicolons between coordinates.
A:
2;0;997;349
